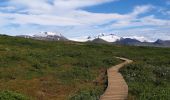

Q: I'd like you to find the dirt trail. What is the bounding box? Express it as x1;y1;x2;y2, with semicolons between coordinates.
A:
100;57;133;100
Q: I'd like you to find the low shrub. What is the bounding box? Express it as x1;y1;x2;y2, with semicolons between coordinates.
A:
0;91;30;100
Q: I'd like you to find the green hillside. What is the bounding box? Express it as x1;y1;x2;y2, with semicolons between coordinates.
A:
0;35;170;100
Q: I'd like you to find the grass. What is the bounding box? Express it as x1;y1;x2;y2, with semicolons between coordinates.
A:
0;91;30;100
0;35;120;100
118;47;170;100
0;35;170;100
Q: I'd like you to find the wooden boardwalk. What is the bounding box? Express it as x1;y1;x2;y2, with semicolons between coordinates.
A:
100;57;133;100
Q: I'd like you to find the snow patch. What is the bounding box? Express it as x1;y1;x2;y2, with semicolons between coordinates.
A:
69;34;121;42
69;34;152;43
100;35;121;42
123;36;151;42
69;36;94;42
33;32;62;37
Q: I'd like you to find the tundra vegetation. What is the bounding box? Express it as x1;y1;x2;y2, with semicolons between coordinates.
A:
0;35;169;100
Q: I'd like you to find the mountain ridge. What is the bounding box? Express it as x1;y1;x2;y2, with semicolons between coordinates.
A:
17;32;68;41
15;32;170;47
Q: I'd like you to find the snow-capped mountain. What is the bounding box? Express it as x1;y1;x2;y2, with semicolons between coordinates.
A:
17;32;68;41
70;33;121;42
17;32;151;43
33;32;62;37
69;36;94;42
15;32;170;47
69;33;150;43
123;36;151;42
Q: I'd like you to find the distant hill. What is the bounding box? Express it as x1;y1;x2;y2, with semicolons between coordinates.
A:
153;39;170;47
114;38;170;47
115;38;141;45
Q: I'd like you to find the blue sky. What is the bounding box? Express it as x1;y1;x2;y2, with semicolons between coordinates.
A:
0;0;170;40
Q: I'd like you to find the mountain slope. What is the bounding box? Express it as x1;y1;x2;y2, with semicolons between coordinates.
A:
115;38;141;45
98;34;120;42
91;38;110;44
69;34;151;43
69;34;121;42
154;39;170;47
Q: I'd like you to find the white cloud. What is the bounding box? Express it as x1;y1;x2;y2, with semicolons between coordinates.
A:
8;0;116;14
131;5;154;16
110;5;170;29
111;5;155;28
141;16;170;26
0;0;169;40
0;0;121;26
0;12;82;26
66;10;128;25
0;4;155;27
156;6;170;16
123;36;150;42
112;16;170;28
53;0;116;10
0;6;16;11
